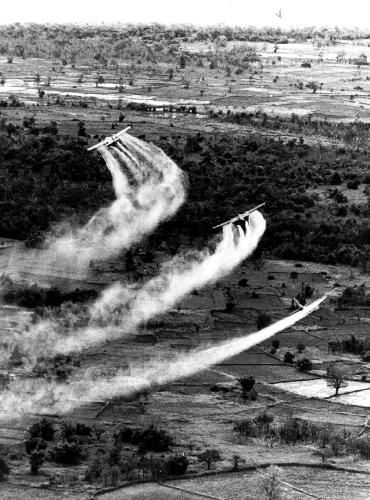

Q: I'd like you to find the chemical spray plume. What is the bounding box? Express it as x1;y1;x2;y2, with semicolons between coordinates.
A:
93;210;265;318
53;210;266;354
0;295;327;420
45;134;186;264
4;135;186;281
3;211;265;365
1;210;265;369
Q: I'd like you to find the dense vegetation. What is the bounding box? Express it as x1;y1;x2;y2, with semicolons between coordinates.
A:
1;24;369;59
212;110;370;149
234;412;370;460
0;125;368;268
156;132;370;266
2;282;97;308
0;129;110;240
0;23;368;75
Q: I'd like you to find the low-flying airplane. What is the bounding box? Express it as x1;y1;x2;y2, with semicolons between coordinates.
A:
212;203;266;230
87;126;131;151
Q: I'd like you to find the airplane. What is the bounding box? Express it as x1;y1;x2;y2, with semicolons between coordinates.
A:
87;126;131;151
212;203;266;230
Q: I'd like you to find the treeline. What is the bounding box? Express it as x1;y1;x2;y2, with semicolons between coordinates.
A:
211;110;370;149
2;281;97;308
0;23;259;68
328;334;370;357
234;412;370;460
337;284;370;307
0;24;369;54
0;23;369;69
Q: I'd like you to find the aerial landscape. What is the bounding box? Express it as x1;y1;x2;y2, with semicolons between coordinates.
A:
0;2;369;499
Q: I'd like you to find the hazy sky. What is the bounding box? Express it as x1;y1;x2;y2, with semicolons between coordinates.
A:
1;0;369;28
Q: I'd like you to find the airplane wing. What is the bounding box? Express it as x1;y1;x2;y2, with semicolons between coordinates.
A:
87;126;131;151
87;139;107;151
212;203;265;230
112;126;131;141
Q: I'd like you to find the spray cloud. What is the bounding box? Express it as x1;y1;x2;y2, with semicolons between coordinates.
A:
43;134;186;266
10;210;265;363
0;295;327;420
4;134;186;281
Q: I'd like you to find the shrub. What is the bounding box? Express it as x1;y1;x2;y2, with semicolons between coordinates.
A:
347;180;360;189
284;351;295;364
256;313;271;330
258;466;285;499
296;358;313;371
330;172;342;185
166;453;189;476
137;426;173;453
272;339;280;349
51;441;85;465
279;418;315;445
118;427;133;443
85;454;105;483
28;418;55;441
30;450;45;475
0;457;9;481
25;437;47;455
237;376;256;400
131;430;142;445
297;342;305;353
255;412;274;431
234;419;258;437
60;421;92;442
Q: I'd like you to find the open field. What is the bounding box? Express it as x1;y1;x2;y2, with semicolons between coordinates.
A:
1;258;370;497
0;38;369;147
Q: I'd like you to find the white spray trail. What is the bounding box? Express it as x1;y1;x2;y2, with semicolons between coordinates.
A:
2;211;265;365
45;135;186;264
0;295;327;420
3;135;185;282
52;210;266;354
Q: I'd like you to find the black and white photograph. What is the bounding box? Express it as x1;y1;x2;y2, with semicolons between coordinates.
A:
0;1;369;498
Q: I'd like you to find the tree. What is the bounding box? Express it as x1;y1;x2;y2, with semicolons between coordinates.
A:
51;441;85;465
179;54;186;69
29;418;55;441
166;453;189;476
257;313;271;330
258;466;285;500
198;449;221;470
297;342;305;353
237;376;256;400
327;364;349;396
296;358;312;371
232;454;245;471
284;351;295;364
30;450;45;475
96;75;105;86
0;457;9;481
78;121;87;137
